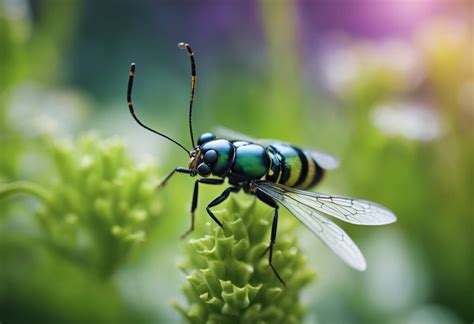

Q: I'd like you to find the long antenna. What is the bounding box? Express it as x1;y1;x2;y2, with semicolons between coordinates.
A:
177;42;196;148
127;63;190;156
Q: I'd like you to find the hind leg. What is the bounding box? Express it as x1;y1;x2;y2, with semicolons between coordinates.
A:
256;189;285;287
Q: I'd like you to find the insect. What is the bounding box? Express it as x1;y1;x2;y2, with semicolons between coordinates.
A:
127;42;397;286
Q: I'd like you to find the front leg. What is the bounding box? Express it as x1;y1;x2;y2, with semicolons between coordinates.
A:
205;186;240;229
182;178;224;238
158;167;194;190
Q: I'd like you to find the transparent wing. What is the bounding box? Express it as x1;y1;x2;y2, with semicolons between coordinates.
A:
214;126;258;143
255;182;367;270
214;126;340;170
307;150;340;170
257;182;397;225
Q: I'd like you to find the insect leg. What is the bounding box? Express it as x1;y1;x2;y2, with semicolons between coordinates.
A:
205;186;240;230
182;178;224;238
256;189;286;287
157;167;194;189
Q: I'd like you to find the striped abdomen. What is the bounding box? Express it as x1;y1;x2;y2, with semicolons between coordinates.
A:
265;143;324;190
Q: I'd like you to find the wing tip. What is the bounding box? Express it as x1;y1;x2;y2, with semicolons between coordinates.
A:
356;263;367;271
383;211;398;225
350;258;367;271
328;158;341;170
308;151;340;170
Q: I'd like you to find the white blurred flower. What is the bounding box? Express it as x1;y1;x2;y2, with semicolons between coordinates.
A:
371;101;442;141
376;39;423;89
318;37;421;94
7;82;90;137
318;41;361;94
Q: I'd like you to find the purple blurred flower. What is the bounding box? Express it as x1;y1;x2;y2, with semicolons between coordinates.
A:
297;0;458;40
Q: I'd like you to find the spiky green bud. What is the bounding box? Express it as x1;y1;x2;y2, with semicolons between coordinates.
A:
176;196;314;323
0;134;161;277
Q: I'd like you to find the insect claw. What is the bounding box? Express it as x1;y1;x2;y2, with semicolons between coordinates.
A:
156;181;169;191
260;245;286;287
180;230;192;240
260;245;270;258
270;264;287;288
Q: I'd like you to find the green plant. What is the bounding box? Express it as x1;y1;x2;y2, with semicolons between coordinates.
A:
0;134;161;278
176;196;314;323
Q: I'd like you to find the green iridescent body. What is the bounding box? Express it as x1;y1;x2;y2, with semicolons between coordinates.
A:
195;134;324;190
232;143;270;181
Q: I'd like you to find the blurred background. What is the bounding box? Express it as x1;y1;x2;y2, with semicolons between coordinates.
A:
0;0;472;323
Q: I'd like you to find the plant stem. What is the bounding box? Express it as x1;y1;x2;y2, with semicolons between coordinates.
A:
0;181;52;203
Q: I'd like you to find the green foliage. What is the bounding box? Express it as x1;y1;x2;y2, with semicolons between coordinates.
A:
0;134;161;278
176;196;314;323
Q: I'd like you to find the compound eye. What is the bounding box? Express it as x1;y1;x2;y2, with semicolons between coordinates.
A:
197;163;211;177
203;149;218;164
197;133;216;146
